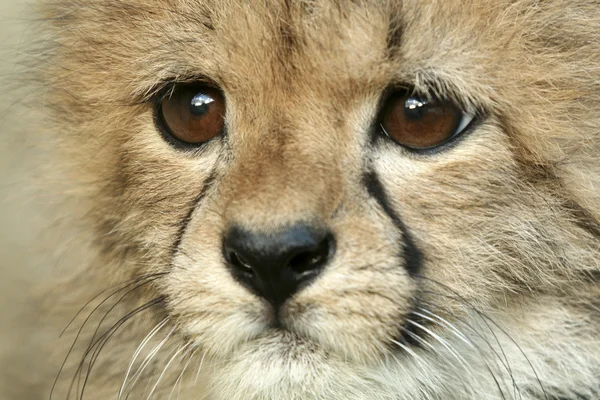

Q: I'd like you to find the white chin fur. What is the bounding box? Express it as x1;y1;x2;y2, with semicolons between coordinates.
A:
199;332;439;400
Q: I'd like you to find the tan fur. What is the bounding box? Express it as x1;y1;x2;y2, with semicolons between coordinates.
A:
10;0;600;398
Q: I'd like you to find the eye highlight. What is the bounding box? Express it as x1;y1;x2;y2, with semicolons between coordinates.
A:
157;85;225;146
379;89;475;151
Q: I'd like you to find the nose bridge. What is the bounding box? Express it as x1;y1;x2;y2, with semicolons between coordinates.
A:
222;122;342;228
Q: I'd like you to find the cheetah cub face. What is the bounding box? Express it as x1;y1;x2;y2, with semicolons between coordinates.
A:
41;0;600;399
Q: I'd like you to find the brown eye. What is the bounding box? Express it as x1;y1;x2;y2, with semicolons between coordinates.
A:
380;90;473;150
158;85;225;145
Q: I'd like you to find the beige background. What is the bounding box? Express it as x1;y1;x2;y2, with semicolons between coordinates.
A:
0;0;50;395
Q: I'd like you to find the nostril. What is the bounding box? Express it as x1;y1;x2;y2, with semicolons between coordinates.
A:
227;249;254;275
288;234;334;276
288;252;321;275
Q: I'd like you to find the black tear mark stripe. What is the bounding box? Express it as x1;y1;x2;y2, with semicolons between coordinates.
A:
362;171;425;349
170;172;217;261
363;171;423;276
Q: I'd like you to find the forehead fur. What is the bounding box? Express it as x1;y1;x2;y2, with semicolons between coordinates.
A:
43;0;600;151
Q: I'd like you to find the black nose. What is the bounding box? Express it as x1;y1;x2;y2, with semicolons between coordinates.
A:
223;225;335;306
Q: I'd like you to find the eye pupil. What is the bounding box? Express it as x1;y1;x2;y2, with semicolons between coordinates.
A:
190;93;214;116
404;97;428;120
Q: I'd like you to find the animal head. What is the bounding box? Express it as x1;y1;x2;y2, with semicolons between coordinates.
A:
40;1;600;398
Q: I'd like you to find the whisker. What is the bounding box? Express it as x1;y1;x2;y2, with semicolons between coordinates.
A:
417;278;537;399
50;273;165;400
168;346;196;400
193;351;206;385
418;293;517;399
76;288;163;399
419;293;513;370
398;322;474;397
87;276;164;349
67;297;164;400
60;274;163;338
124;326;177;398
419;286;515;370
416;306;523;400
146;342;191;400
400;325;434;351
413;309;473;348
390;338;426;366
118;317;171;400
411;308;514;399
405;318;474;375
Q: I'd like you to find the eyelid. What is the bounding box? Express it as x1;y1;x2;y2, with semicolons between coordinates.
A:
144;76;219;104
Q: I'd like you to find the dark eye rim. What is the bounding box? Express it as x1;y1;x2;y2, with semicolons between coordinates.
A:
152;83;227;151
374;86;482;155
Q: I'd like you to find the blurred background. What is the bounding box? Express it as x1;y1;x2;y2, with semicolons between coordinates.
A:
0;0;50;395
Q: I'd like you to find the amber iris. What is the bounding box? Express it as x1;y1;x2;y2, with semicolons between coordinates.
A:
159;86;225;144
380;90;463;150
